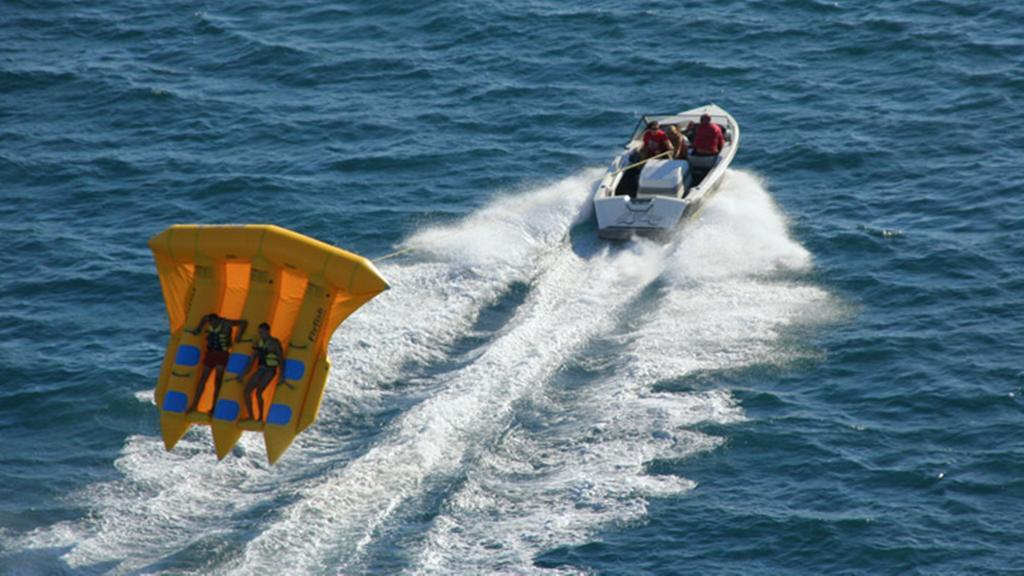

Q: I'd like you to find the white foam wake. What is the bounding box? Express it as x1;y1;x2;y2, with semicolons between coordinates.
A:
14;169;839;576
231;230;674;574
407;171;840;575
14;171;599;574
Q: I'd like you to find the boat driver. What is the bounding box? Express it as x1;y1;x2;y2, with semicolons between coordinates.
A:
637;120;673;160
692;113;725;157
187;313;247;413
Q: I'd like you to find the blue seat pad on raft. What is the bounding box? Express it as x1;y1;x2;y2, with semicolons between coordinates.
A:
214;399;240;421
284;359;305;381
162;391;188;413
266;404;292;426
174;345;201;367
226;353;249;375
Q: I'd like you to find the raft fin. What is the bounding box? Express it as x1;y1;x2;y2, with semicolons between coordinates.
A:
160;413;191;451
264;425;296;466
211;415;244;460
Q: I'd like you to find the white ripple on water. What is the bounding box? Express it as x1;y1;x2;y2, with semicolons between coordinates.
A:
407;171;839;575
12;171;598;574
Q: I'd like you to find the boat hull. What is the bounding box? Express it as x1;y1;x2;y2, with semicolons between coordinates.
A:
594;196;687;240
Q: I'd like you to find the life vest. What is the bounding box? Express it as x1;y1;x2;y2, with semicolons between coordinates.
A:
255;337;280;368
693;122;724;155
207;322;230;351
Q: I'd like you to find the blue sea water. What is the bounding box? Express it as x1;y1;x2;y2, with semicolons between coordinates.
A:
2;0;1023;574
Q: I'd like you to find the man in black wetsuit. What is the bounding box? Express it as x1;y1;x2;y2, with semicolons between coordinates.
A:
242;322;285;422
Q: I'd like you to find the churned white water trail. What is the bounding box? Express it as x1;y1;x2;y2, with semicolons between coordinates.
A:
16;171;599;574
232;213;673;573
408;171;840;575
15;169;838;576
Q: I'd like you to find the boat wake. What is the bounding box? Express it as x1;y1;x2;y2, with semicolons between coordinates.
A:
406;171;837;575
12;170;838;575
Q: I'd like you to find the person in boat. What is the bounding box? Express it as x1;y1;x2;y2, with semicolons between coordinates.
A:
667;124;689;160
187;313;247;413
636;120;673;161
242;322;285;422
682;120;698;142
692;113;725;157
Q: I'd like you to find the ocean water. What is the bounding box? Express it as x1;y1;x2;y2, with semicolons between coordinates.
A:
2;0;1023;574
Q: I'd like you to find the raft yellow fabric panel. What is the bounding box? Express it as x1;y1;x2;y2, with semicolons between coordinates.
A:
149;224;389;464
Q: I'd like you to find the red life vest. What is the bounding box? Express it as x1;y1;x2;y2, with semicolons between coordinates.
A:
693;122;725;155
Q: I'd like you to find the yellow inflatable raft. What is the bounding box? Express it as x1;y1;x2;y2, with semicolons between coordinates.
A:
150;224;388;464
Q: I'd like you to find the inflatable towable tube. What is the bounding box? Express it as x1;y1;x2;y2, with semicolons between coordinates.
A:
150;224;388;464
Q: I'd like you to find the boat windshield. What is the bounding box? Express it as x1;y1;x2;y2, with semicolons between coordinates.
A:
631;112;731;143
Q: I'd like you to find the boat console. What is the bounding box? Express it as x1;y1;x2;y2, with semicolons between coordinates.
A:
637;159;691;197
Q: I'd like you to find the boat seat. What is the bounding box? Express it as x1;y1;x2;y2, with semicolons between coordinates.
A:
638;159;690;196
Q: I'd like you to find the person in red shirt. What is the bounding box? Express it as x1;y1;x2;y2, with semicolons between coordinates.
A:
639;121;673;160
692;113;725;156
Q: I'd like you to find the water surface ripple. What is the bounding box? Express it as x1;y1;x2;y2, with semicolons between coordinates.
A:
2;1;1023;574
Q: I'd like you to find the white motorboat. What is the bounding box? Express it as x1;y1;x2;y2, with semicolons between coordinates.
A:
593;104;739;240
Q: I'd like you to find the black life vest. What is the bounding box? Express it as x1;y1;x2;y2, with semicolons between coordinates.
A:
255;337;280;367
207;322;230;351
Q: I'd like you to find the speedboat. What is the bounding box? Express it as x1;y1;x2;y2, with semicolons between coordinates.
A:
593;104;739;240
